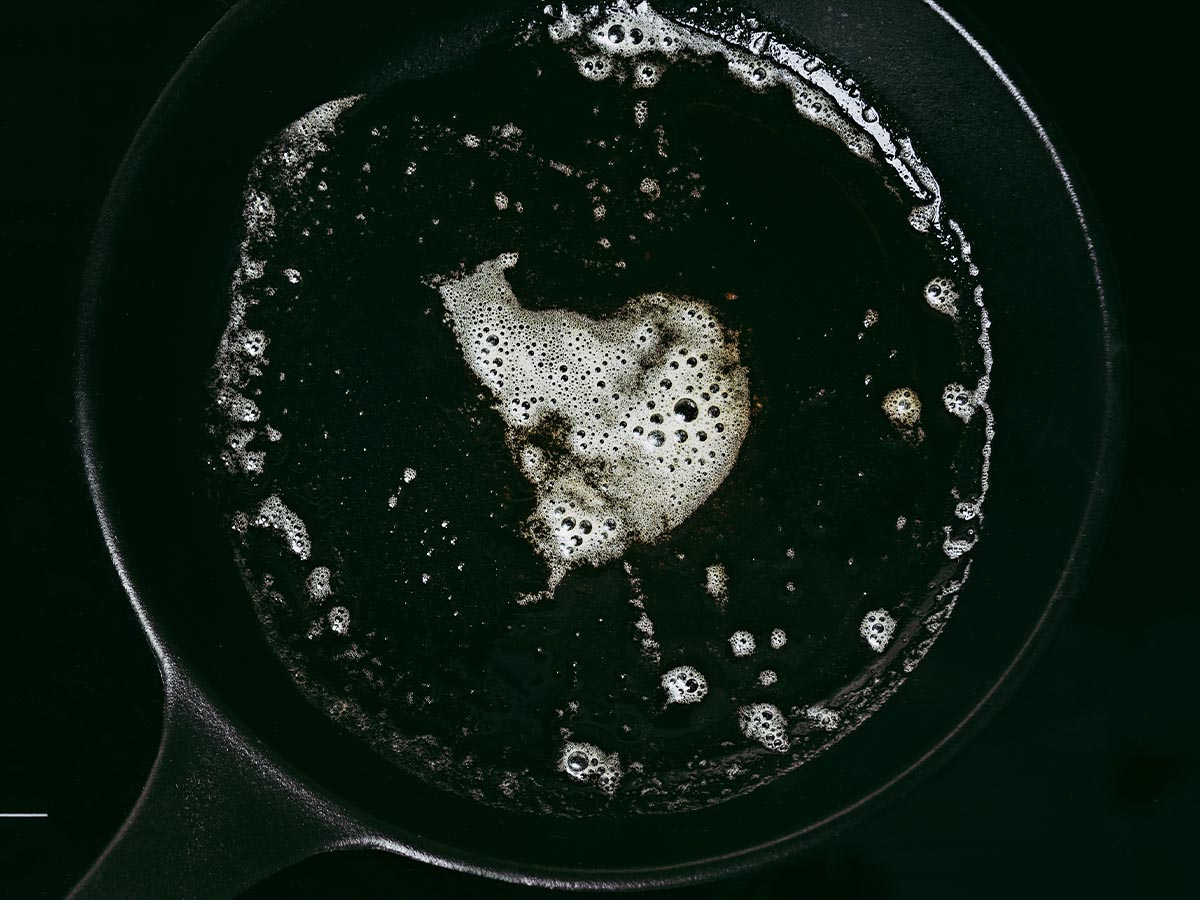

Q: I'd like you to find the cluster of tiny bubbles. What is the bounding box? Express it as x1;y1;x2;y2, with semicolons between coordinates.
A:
559;740;623;795
638;176;661;200
252;494;311;560
769;627;787;649
942;383;977;423
737;703;790;753
305;565;333;601
275;95;364;184
327;605;351;636
942;530;978;560
804;706;841;732
546;1;877;162
923;276;959;317
955;499;981;521
705;562;729;609
434;252;750;597
757;669;778;687
210;95;365;601
859;609;897;653
661;665;709;705
881;387;921;428
728;629;756;657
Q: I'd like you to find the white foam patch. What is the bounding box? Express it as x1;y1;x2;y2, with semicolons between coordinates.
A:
757;669;778;686
546;1;960;230
633;98;649;126
882;387;921;428
661;665;709;704
737;702;790;752
277;96;364;182
769;627;787;649
955;500;980;520
253;494;311;560
924;276;959;317
860;609;896;653
211;95;364;503
705;562;729;609
623;561;661;660
559;740;623;795
327;605;351;635
728;629;756;657
942;383;977;423
549;2;873;161
437;253;749;596
942;532;978;559
223;427;264;475
306;565;333;601
804;706;840;731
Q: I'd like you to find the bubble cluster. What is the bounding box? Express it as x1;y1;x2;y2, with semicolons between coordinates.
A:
943;533;977;560
661;665;709;705
705;562;729;609
728;629;756;657
559;740;623;795
437;253;750;595
757;669;778;686
306;565;333;601
769;627;787;650
924;276;959;317
860;609;897;653
253;494;311;560
882;387;921;428
942;383;977;423
804;706;841;731
275;95;365;183
737;703;790;753
548;1;876;161
327;605;351;635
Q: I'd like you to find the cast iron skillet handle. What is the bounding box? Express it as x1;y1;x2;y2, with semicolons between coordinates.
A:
68;663;363;900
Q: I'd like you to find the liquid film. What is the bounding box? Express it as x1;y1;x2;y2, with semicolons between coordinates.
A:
207;0;995;816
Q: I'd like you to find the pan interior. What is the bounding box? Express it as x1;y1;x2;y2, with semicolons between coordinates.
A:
204;1;993;817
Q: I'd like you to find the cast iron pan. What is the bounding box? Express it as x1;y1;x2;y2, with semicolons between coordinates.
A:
74;0;1124;896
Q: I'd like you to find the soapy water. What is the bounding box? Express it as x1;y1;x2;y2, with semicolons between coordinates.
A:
207;1;994;815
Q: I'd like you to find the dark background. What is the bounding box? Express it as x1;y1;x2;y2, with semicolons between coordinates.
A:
2;1;1194;897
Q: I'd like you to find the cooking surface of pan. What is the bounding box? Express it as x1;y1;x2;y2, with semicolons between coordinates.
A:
75;0;1122;893
206;1;991;818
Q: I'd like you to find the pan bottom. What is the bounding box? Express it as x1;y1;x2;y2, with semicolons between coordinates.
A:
204;0;994;817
